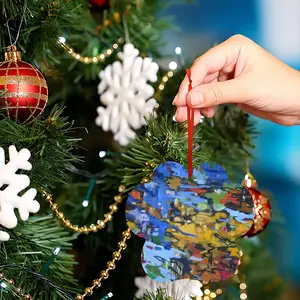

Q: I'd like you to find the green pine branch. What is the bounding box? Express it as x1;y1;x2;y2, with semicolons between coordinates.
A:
201;105;258;179
0;215;79;300
0;0;86;66
0;106;80;190
117;104;257;190
134;289;172;300
47;0;173;89
118;115;210;189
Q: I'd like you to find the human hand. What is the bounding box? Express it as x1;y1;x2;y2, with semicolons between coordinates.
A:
173;34;300;126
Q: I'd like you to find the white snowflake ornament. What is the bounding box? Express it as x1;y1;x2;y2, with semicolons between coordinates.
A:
0;145;40;241
96;43;159;146
134;276;203;300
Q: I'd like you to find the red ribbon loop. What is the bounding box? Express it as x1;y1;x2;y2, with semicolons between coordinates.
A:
186;69;194;178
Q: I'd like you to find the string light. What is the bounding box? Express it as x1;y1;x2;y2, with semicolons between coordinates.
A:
239;280;248;300
240;293;247;300
174;46;186;68
216;289;223;295
39;247;61;275
202;276;248;299
0;273;32;299
81;178;96;209
175;47;182;55
82;200;89;207
204;289;211;295
240;283;247;290
100;292;113;300
99;151;107;158
58;37;125;65
168;61;178;71
59;36;66;44
154;70;174;99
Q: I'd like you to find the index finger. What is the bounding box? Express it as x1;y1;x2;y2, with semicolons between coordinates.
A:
174;37;240;107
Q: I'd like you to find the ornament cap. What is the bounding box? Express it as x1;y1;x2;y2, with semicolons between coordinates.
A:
5;45;22;61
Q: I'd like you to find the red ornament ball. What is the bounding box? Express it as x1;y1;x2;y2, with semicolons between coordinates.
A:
89;0;109;7
244;187;272;238
0;46;48;123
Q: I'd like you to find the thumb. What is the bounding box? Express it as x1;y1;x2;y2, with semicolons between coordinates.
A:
187;78;248;108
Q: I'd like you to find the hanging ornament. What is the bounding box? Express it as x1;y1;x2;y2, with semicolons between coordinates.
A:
89;0;110;8
126;161;254;283
126;71;254;283
0;145;40;241
0;45;48;123
243;174;272;237
96;43;159;146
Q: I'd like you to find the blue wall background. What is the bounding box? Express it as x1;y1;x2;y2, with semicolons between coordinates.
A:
162;0;300;284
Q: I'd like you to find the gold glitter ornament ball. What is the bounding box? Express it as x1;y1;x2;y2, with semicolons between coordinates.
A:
0;45;48;123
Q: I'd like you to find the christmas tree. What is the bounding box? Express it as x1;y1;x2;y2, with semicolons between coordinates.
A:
0;0;285;299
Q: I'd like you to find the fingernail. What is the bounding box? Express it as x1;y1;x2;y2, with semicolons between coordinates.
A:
172;94;178;105
191;91;204;107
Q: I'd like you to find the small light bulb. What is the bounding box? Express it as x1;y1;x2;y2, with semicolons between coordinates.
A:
169;61;178;70
204;289;211;295
99;151;107;158
0;282;7;289
175;47;182;55
246;178;252;188
59;37;66;44
82;200;89;207
54;247;61;255
240;283;247;290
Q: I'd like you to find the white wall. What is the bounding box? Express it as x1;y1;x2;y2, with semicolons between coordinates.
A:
259;0;300;64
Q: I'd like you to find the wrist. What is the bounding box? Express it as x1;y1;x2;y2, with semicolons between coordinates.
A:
296;71;300;125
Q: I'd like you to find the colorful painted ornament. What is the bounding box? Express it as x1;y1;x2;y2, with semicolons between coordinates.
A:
126;162;254;283
243;187;271;238
0;45;48;123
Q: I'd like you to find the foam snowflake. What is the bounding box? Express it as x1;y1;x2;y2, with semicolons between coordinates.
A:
0;145;40;241
96;43;159;146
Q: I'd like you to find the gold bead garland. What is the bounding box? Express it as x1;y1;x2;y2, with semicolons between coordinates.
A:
75;228;131;300
59;38;124;65
42;184;126;234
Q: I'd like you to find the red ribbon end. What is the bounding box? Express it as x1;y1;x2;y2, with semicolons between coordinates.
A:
186;69;194;178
